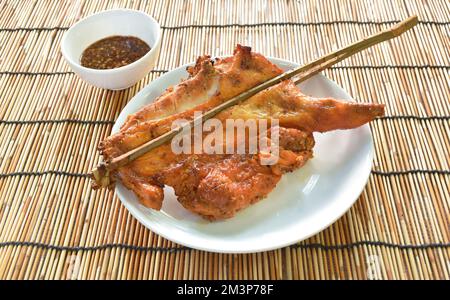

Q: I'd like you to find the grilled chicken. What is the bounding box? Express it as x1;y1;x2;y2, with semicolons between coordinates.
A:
96;45;384;220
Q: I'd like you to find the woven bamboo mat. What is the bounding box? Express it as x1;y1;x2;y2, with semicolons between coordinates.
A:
0;0;449;280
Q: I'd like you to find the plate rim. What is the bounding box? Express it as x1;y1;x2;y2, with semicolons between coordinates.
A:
113;57;374;253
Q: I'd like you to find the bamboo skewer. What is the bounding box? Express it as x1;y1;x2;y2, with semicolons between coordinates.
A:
91;15;418;187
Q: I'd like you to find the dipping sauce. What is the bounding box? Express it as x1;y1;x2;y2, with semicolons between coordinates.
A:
80;36;151;69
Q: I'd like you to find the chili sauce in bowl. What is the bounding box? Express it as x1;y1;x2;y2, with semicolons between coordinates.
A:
61;9;161;90
80;36;151;70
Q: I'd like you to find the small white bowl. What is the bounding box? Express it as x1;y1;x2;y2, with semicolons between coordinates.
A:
61;9;161;90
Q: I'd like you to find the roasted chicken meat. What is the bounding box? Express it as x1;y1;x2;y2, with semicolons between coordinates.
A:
96;45;384;220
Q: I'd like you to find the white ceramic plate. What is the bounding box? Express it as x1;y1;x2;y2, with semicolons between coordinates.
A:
113;57;374;253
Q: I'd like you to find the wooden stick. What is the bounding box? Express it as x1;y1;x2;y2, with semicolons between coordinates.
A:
91;15;418;187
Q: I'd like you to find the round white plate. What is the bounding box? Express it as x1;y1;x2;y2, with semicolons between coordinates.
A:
113;57;374;253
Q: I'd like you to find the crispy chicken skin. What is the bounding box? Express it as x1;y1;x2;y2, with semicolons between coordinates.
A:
99;45;282;158
96;45;385;220
116;127;315;218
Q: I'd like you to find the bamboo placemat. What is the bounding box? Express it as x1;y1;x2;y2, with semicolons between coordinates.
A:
0;0;449;280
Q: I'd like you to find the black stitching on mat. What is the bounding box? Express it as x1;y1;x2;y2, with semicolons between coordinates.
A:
290;241;450;250
0;71;74;75
371;170;450;176
0;241;187;252
0;26;70;32
329;65;450;70
0;20;448;32
160;20;450;29
0;66;448;76
1;115;449;125
378;116;450;121
0;171;90;178
0;241;448;252
0;119;115;125
1;169;449;179
0;70;168;76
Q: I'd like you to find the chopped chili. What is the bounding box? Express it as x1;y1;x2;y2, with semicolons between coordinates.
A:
80;35;150;69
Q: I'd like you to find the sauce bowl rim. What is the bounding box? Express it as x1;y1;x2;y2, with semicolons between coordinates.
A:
61;8;161;74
